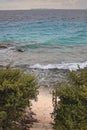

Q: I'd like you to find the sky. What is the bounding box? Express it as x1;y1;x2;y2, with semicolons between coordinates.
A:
0;0;87;10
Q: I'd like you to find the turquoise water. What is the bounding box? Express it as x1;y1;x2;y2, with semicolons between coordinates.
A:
0;21;87;49
0;10;87;70
0;10;87;48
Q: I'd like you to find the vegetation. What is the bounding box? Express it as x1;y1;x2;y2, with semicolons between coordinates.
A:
52;68;87;130
0;67;38;130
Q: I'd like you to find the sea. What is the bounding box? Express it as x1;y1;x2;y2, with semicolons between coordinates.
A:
0;9;87;86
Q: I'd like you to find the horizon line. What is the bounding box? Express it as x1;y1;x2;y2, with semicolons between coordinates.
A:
0;8;87;11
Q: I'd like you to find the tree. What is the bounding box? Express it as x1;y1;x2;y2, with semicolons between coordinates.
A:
52;68;87;130
0;67;38;130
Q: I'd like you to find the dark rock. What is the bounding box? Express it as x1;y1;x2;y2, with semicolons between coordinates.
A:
0;44;8;49
17;48;25;52
0;44;13;49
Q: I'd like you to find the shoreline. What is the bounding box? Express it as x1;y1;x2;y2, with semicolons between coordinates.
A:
0;65;68;87
0;44;87;87
0;64;87;87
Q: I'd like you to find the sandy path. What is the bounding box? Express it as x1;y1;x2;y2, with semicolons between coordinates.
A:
30;86;53;130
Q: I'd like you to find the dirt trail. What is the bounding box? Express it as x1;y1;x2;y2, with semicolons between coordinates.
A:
30;86;53;130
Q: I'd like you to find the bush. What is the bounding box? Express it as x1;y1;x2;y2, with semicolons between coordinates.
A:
0;68;38;130
52;68;87;130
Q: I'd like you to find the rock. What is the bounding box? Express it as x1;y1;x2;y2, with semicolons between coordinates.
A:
0;44;12;49
17;48;25;52
0;44;8;49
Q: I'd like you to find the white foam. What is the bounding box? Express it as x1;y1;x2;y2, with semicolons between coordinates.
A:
30;61;87;71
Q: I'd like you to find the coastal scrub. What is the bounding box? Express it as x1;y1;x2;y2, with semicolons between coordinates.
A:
53;68;87;130
0;67;38;130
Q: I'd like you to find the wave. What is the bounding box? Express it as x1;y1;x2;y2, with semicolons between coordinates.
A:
30;61;87;71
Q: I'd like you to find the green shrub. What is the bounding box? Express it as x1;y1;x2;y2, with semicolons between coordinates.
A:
53;68;87;130
0;68;38;130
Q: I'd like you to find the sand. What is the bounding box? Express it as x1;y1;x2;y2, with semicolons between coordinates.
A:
30;86;53;130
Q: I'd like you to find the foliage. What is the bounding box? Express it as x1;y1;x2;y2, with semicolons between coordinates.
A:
52;68;87;130
0;68;38;130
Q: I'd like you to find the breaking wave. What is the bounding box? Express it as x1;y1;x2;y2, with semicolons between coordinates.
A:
30;61;87;71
